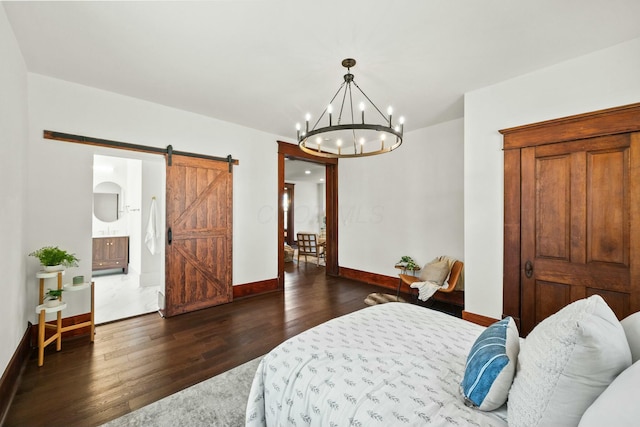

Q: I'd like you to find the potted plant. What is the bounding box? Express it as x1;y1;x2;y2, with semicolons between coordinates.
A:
396;255;418;271
44;288;64;307
29;246;80;271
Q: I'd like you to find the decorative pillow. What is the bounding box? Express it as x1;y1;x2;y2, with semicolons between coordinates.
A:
418;259;449;286
460;316;520;411
578;360;640;427
621;311;640;363
508;295;632;427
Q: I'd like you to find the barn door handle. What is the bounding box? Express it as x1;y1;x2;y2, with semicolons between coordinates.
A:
168;227;172;245
525;260;533;278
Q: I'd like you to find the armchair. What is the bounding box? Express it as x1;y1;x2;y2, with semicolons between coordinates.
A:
296;233;325;266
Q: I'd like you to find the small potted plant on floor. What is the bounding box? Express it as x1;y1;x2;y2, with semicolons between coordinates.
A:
29;246;80;272
44;288;64;307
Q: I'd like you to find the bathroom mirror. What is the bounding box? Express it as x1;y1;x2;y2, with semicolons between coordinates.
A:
93;181;122;222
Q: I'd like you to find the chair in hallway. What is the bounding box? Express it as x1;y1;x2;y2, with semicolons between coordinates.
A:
296;232;325;266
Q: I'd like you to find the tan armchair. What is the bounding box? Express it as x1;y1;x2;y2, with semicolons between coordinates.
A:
296;233;325;266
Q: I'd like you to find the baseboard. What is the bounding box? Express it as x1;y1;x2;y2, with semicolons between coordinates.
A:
29;313;92;345
338;266;464;307
0;323;32;426
338;266;398;289
233;278;279;299
462;311;499;327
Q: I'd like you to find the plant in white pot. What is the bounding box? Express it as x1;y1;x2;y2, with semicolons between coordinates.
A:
44;288;64;307
29;246;79;271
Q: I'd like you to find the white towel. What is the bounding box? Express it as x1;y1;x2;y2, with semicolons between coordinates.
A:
410;280;443;301
145;198;159;255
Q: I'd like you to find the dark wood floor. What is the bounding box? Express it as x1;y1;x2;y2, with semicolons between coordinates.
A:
5;263;406;427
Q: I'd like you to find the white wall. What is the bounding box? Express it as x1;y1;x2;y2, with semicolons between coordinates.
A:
140;157;165;287
291;181;323;236
0;6;29;377
339;118;464;277
465;37;640;319
25;73;280;324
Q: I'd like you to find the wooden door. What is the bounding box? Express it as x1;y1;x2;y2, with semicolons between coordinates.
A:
164;154;233;317
519;133;640;334
502;103;640;336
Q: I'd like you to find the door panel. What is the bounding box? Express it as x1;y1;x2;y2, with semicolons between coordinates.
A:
535;155;570;260
165;155;232;317
587;150;629;265
521;134;634;333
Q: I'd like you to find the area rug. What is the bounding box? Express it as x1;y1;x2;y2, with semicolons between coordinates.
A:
101;356;263;427
364;292;406;305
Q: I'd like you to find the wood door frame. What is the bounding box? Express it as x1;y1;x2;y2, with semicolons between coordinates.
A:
500;102;640;326
278;141;338;287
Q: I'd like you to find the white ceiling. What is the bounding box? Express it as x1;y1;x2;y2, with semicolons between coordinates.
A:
4;1;640;140
284;158;325;183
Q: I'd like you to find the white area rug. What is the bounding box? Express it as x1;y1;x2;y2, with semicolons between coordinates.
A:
101;356;262;427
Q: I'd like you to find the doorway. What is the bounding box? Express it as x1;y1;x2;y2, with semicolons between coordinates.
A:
92;153;165;324
278;141;338;286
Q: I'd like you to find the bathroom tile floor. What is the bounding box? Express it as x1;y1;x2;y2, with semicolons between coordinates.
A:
93;272;161;324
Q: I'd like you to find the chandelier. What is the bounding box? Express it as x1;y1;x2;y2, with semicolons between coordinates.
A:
296;58;404;158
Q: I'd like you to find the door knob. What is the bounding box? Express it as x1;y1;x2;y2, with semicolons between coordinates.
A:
525;260;533;279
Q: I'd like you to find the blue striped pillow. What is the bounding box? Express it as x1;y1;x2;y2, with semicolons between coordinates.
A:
460;316;520;411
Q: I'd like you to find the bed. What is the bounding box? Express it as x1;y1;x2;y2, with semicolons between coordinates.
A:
246;295;640;427
245;303;507;426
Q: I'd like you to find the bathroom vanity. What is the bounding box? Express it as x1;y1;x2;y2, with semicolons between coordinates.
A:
92;236;129;274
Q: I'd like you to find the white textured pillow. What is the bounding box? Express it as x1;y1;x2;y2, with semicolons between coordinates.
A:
508;295;632;427
578;360;640;426
621;311;640;363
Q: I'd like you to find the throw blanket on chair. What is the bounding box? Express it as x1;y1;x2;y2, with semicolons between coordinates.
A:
410;280;442;301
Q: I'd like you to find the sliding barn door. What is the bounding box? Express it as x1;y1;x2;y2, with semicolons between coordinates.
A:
520;133;639;334
164;155;233;317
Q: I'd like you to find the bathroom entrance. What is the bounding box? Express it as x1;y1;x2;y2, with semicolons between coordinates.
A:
92;153;166;324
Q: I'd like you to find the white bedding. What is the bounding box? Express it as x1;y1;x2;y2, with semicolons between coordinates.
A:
246;303;508;426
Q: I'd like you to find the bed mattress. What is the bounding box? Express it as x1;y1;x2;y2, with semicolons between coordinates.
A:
246;302;508;426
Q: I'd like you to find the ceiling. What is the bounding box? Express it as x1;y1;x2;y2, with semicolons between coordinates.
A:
4;1;640;140
284;158;325;184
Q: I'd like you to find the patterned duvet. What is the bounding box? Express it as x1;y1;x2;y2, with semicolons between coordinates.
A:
245;302;508;426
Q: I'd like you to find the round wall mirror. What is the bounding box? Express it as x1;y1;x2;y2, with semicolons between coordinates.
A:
93;181;122;223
